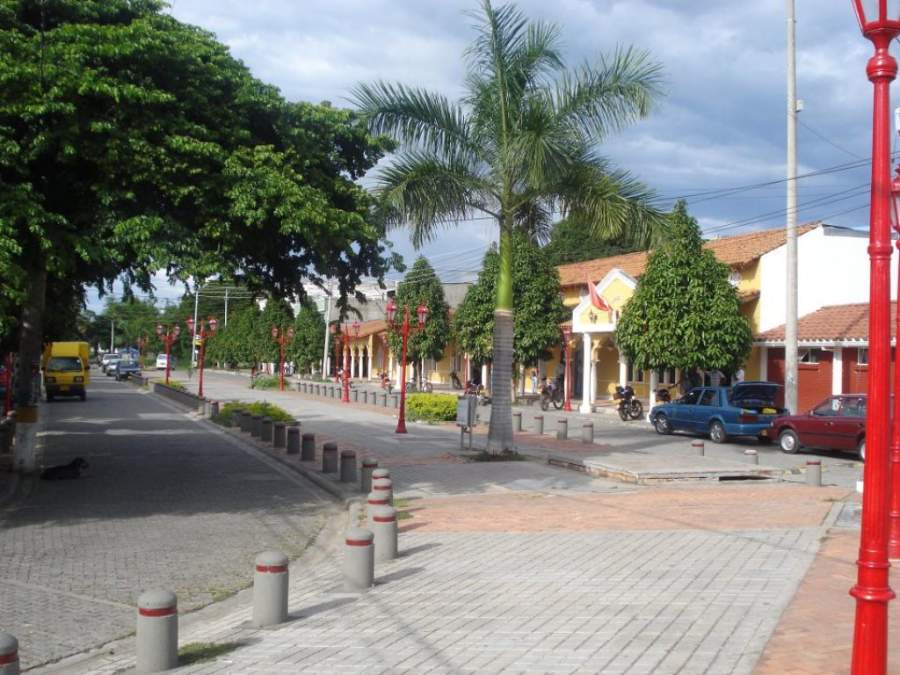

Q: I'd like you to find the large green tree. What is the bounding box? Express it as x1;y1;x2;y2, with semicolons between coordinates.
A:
353;0;663;451
615;201;752;375
0;0;395;407
288;300;325;375
454;235;567;377
543;218;643;266
386;256;451;383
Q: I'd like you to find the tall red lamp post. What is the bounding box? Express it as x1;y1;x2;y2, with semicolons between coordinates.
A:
385;299;428;434
561;326;573;412
186;317;217;398
850;3;898;673
156;323;181;385
271;326;295;392
888;166;900;562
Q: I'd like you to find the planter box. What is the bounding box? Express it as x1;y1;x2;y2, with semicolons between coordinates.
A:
153;382;204;409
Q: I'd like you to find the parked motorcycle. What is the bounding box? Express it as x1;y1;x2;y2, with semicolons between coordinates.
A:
407;377;434;393
540;380;563;411
614;385;643;421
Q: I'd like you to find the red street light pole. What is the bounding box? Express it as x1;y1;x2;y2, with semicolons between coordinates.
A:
890;168;900;560
561;326;573;412
386;299;428;434
155;323;181;386
271;326;295;392
850;3;898;673
186;316;217;399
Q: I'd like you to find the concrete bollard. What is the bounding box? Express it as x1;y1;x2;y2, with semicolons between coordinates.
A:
367;491;390;520
556;418;568;440
361;458;378;494
136;589;178;673
0;633;19;675
513;412;522;432
252;551;289;627
197;399;206;416
210;401;220;418
692;440;705;456
260;417;273;443
301;433;316;461
392;394;399;408
286;426;301;455
352;389;359;402
371;506;398;562
340;450;357;483
534;415;544;435
322;442;338;473
314;384;320;396
372;477;393;505
251;415;263;438
744;448;758;464
582;423;594;444
239;410;251;432
372;468;391;481
380;393;387;407
806;459;822;487
333;386;340;399
343;528;374;591
273;422;286;449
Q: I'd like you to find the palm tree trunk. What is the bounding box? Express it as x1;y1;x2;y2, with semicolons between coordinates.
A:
487;225;514;453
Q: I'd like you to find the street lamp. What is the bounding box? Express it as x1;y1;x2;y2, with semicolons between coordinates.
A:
186;316;217;398
155;323;181;385
385;298;428;433
850;3;899;673
887;165;900;563
561;325;573;412
271;325;295;392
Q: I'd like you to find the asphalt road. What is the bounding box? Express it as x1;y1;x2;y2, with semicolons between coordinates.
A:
0;369;335;669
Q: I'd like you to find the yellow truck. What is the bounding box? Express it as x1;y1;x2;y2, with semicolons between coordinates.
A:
42;342;90;401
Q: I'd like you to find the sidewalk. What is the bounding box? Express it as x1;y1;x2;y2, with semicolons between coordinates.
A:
57;371;878;675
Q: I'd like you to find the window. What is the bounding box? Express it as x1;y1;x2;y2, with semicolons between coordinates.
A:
680;390;701;405
813;397;840;417
857;348;868;366
46;357;82;372
799;349;820;364
841;397;865;418
699;390;718;406
656;367;676;385
626;362;644;383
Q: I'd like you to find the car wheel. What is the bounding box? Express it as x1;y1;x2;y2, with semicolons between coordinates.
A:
857;438;866;461
709;420;727;444
79;392;86;401
654;413;672;435
779;429;800;454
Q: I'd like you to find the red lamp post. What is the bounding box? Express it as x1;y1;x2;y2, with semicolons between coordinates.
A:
561;326;573;412
271;326;295;392
155;323;181;386
386;298;428;434
186;316;217;398
889;166;900;562
850;3;898;672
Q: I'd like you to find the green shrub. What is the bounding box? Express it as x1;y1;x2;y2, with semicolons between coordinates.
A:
214;400;294;426
166;380;186;392
251;375;281;390
406;393;458;423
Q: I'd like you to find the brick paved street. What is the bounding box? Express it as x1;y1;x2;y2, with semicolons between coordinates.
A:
0;373;335;668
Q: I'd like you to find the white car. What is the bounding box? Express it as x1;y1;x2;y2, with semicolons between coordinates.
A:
100;353;121;374
155;354;175;370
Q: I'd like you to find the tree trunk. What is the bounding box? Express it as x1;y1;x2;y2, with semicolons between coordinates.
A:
15;255;47;408
487;226;515;453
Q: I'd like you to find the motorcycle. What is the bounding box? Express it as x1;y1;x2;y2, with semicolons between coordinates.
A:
540;380;563;411
464;381;491;405
407;377;433;393
614;384;643;421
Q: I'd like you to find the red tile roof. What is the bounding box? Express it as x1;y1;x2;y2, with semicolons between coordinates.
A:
755;303;897;343
557;223;819;288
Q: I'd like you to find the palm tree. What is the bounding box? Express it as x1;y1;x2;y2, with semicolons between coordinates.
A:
352;0;665;452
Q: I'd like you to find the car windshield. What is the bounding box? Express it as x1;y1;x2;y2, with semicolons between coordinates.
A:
119;359;137;367
47;357;82;372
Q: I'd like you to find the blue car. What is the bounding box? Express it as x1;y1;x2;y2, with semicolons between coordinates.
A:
649;381;785;444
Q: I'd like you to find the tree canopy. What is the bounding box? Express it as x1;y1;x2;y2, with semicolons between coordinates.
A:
615;201;752;375
288;300;325;375
454;235;567;367
543;218;643;267
0;0;396;404
353;0;663;451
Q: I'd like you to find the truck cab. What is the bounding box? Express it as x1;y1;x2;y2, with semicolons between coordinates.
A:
43;342;90;401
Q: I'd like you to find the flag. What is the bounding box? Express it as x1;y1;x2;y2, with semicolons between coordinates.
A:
586;276;610;311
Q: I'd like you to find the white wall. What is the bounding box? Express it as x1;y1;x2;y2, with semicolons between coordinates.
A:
758;226;898;333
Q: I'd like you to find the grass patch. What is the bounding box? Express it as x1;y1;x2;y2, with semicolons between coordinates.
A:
213;400;294;426
178;642;242;666
165;379;186;392
251;375;281;390
463;450;526;462
393;497;416;521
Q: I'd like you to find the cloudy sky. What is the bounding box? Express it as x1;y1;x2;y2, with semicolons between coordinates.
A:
91;0;875;308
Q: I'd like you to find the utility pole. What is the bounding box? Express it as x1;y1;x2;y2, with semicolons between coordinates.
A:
784;0;799;413
321;282;333;377
224;287;229;328
110;320;115;353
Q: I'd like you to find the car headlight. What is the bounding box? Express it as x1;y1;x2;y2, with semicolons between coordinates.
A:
73;376;84;383
45;377;56;384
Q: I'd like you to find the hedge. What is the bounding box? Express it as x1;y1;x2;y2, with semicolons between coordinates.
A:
251;375;281;390
214;401;295;426
406;393;458;423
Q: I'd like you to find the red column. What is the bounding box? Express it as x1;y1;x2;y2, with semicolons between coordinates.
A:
164;336;172;385
342;338;350;403
396;313;410;434
850;32;896;675
279;341;285;392
198;334;206;398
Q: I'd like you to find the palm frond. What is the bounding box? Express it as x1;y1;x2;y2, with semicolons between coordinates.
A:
555;46;663;143
375;150;496;248
350;81;475;159
513;200;553;245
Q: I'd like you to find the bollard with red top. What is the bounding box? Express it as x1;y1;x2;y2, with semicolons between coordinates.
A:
371;506;398;562
361;458;378;494
322;442;338;473
301;433;315;461
692;440;705;456
343;527;374;591
0;633;19;675
253;551;289;627
372;477;393;505
806;459;822;487
136;589;178;673
372;468;390;481
340;450;357;483
367;491;390;526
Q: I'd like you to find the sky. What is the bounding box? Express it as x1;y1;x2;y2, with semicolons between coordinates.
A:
90;0;874;310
